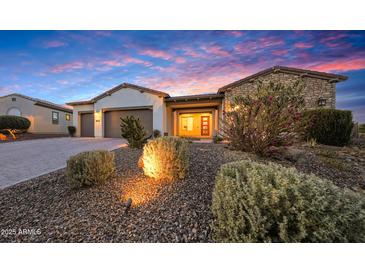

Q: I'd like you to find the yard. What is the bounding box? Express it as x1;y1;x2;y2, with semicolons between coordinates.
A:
0;141;364;243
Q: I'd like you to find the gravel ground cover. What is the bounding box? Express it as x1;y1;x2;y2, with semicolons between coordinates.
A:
0;142;363;243
0;143;245;243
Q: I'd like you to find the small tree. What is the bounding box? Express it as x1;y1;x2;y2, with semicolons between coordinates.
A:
222;80;305;156
120;115;147;148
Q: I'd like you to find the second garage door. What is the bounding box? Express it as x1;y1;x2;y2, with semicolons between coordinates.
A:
104;109;153;138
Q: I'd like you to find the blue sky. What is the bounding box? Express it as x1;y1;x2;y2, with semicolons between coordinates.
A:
0;30;364;122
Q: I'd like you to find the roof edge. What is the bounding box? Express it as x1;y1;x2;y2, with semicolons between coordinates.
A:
66;82;170;106
1;93;73;113
218;66;348;93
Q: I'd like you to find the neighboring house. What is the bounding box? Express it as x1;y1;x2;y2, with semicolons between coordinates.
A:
0;93;73;134
67;66;347;139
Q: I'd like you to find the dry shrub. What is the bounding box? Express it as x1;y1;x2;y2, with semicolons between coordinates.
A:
212;159;365;242
141;137;189;181
222;80;305;156
66;150;116;189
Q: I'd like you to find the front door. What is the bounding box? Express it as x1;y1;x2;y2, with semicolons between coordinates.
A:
201;116;210;136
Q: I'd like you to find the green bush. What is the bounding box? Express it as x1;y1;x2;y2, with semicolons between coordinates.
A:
68;126;76;137
141;137;189;181
66;150;116;189
0;115;31;131
302;109;353;146
153;129;161;138
120;115;148;148
212;159;365;243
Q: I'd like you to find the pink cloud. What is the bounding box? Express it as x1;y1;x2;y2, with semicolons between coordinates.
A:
140;49;172;60
294;42;313;49
51;61;84;73
227;31;244;37
182;47;205;58
258;37;285;48
307;57;365;72
43;40;68;48
175;57;186;64
201;45;230;57
271;49;289;56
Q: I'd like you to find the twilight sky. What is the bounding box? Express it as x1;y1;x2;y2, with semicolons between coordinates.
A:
0;30;364;122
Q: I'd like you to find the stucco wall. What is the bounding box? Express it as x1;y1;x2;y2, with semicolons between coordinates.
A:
223;72;336;112
0;94;72;134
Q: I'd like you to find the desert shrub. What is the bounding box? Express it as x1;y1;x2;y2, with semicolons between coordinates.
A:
212;159;365;243
68;126;76;137
141;137;189;181
213;133;224;144
222;80;305;156
302;109;353;146
153;129;161;138
120;115;148;148
66;150;116;189
0;115;31;131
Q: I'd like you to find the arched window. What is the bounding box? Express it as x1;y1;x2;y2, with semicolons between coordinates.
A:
7;107;21;116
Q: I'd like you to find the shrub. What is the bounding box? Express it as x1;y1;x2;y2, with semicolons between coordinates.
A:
153;129;161;138
0;115;31;131
141;137;189;181
212;159;365;243
222;80;305;156
68;126;76;137
66;150;116;189
302;109;353;146
213;133;224;144
120;115;148;149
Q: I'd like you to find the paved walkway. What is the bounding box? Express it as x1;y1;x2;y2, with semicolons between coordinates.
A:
0;137;126;189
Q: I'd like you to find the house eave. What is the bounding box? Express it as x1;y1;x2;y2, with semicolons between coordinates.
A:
218;66;348;93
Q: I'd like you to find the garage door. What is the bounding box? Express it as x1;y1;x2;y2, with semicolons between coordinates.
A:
80;113;94;137
104;109;153;138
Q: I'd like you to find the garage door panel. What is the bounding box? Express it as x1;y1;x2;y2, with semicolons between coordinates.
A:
104;109;153;138
81;113;94;137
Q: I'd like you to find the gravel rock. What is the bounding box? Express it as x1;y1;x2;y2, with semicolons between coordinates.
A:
1;142;363;243
0;143;237;243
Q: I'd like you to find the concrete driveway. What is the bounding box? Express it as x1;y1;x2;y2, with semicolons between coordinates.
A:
0;137;126;189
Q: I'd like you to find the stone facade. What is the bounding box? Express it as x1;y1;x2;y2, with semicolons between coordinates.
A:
223;72;337;113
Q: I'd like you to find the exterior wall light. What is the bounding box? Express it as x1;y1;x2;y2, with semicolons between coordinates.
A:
318;98;326;107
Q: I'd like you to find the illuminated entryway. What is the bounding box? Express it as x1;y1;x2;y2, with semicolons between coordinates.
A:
178;112;212;138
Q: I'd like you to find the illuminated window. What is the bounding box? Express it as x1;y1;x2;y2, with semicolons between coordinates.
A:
181;117;194;131
52;111;59;124
65;114;71;121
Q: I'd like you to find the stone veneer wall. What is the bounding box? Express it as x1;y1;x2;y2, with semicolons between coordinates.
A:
223;72;336;112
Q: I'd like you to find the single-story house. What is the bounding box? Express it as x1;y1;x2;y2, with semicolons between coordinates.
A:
67;66;348;139
0;93;73;134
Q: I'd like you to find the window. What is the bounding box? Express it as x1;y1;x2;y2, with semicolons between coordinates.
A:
65;114;71;121
181;117;194;131
52;111;59;124
12;97;16;101
7;107;21;116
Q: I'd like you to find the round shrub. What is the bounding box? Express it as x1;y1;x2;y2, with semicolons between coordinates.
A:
66;150;116;189
302;109;353;146
212;159;365;243
0;115;31;131
68;126;76;137
141;137;189;181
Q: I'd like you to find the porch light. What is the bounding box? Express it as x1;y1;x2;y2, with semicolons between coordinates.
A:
318;98;326;107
